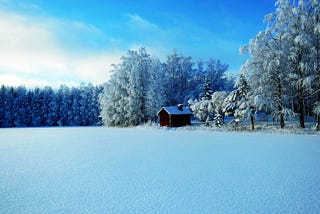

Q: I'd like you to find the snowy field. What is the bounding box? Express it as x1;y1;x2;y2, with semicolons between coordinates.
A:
0;127;320;213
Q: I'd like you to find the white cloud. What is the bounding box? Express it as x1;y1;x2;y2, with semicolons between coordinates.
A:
0;8;121;87
0;2;244;88
127;14;162;32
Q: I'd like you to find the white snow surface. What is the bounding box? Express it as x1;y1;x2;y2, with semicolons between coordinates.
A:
0;127;319;213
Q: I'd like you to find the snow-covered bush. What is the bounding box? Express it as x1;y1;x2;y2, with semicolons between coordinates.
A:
211;91;228;116
189;99;214;124
189;91;228;125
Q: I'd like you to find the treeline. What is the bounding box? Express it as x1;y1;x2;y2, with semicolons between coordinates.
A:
100;48;234;126
0;84;102;127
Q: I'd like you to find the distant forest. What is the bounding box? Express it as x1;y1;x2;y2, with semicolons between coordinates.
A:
0;84;102;127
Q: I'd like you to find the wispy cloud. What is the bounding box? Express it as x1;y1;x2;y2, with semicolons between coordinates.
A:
127;14;162;32
0;5;122;87
123;13;247;72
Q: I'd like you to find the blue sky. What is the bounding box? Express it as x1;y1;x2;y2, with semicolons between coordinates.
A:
0;0;275;87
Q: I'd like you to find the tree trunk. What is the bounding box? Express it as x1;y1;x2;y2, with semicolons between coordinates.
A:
317;91;320;131
295;46;305;128
298;89;305;128
279;104;285;129
233;119;239;130
280;113;284;129
250;115;255;130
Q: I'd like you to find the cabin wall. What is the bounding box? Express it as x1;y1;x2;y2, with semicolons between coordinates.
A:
159;110;170;127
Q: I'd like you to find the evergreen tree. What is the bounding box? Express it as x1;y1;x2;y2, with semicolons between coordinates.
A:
223;74;256;129
0;86;6;127
206;59;229;92
199;77;213;101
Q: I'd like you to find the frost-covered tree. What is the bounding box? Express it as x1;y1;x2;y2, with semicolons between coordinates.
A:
309;0;320;129
100;48;157;126
241;0;320;129
57;85;71;126
211;91;228;121
206;59;229;92
189;98;214;124
69;87;81;126
100;63;130;126
0;86;6;127
126;48;152;124
193;60;206;98
30;87;44;127
223;74;256;129
145;58;166;121
212;92;228;114
240;0;310;128
285;0;316;128
13;86;29;127
199;78;214;101
192;59;231;101
42;86;58;126
80;84;102;126
189;91;227;126
164;52;194;105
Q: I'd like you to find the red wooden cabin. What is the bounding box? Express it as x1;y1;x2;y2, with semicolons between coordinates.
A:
157;104;192;127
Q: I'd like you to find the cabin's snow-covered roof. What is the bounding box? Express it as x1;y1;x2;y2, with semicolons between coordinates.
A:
158;106;192;115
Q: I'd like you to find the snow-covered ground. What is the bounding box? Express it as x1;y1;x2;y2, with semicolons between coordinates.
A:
0;127;319;213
